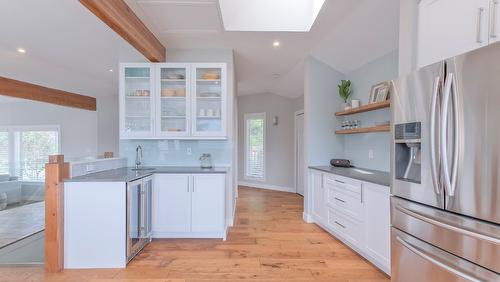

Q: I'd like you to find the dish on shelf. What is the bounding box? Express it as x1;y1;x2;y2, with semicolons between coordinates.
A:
201;72;220;80
128;90;150;97
161;88;186;97
164;73;185;80
198;92;221;98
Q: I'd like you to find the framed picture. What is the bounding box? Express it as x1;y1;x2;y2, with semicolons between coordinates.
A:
369;81;390;103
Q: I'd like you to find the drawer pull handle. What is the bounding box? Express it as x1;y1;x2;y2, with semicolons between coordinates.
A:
334;221;346;228
334;180;345;184
334;197;346;203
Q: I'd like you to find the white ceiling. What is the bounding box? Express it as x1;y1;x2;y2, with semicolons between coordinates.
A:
0;0;399;100
126;0;400;98
0;0;146;98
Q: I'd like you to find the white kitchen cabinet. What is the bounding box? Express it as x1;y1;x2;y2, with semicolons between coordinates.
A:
120;63;227;139
363;182;391;275
417;0;491;67
490;0;500;44
119;64;156;138
191;174;225;233
153;174;191;233
307;168;390;275
310;169;326;224
152;173;226;239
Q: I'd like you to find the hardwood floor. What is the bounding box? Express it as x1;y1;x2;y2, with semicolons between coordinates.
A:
0;186;389;282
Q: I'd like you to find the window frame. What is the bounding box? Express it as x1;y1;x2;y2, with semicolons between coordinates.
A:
244;112;266;182
0;125;61;182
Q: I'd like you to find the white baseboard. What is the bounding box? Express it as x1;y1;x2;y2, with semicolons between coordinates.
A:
303;212;314;223
238;181;296;193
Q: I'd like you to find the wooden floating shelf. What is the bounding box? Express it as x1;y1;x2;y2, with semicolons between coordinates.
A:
335;125;390;135
335;100;390;116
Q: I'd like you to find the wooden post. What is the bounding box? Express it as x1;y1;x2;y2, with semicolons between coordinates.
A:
45;154;69;272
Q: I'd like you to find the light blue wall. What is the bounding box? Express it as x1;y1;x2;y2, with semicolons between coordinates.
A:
304;57;346;166
120;140;231;166
343;50;399;172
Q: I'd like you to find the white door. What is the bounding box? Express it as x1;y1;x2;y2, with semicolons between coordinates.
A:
417;0;490;68
152;174;191;234
120;64;155;138
156;64;191;137
191;63;227;137
191;174;225;233
311;170;325;223
295;111;304;196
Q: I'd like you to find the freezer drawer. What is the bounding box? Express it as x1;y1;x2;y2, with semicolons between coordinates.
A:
391;196;500;273
391;228;498;282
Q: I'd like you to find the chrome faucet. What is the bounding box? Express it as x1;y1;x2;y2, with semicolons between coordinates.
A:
135;145;143;169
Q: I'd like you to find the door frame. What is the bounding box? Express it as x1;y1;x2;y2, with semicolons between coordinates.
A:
294;109;304;195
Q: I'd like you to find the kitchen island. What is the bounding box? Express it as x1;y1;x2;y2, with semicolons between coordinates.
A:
63;166;229;269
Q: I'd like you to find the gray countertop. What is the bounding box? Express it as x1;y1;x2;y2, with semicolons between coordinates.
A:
65;166;229;183
309;166;390;187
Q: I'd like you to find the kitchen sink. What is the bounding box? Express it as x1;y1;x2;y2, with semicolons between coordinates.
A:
131;168;155;171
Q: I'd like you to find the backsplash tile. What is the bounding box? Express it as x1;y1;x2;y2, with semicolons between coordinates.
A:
119;140;231;167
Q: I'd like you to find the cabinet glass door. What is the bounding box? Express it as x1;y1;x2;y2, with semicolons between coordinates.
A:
157;65;190;136
122;65;154;137
192;65;226;136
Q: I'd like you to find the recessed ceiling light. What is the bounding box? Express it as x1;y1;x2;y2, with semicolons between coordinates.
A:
273;41;280;47
108;69;114;72
17;48;26;54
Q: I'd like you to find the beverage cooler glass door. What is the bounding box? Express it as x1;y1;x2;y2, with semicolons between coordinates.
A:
156;64;190;137
192;64;226;137
391;61;445;209
127;179;143;261
121;65;155;137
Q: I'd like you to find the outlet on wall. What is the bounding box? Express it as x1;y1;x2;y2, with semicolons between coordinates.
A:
186;147;192;155
368;149;374;160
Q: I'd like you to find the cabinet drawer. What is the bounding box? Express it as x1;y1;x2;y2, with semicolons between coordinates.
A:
326;185;363;221
327;208;362;246
324;174;362;197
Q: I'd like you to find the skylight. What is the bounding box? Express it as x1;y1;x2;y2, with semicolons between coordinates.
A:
218;0;326;32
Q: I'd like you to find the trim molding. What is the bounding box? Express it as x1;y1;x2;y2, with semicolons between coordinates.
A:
238;181;295;193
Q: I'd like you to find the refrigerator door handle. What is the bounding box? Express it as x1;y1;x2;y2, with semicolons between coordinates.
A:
430;76;441;195
395;204;500;245
450;74;460;197
395;236;483;282
441;74;453;196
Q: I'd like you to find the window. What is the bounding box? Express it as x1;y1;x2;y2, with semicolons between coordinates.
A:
244;113;265;180
0;126;60;181
0;131;8;175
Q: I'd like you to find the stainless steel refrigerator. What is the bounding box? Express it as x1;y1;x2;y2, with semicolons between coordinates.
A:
391;42;500;281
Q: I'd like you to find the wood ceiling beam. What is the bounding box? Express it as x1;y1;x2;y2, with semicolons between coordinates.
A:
79;0;166;62
0;76;97;111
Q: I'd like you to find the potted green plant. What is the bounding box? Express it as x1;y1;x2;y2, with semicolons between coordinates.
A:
338;79;352;110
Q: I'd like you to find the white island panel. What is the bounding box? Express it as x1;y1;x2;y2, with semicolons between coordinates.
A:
64;182;126;269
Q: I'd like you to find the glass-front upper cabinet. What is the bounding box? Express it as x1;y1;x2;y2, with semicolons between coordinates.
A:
192;64;227;137
120;64;155;138
156;64;190;137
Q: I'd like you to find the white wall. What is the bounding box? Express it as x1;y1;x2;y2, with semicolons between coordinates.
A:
343;50;398;172
304;57;345;166
0;48;120;158
399;0;419;76
237;93;303;192
0;99;98;159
